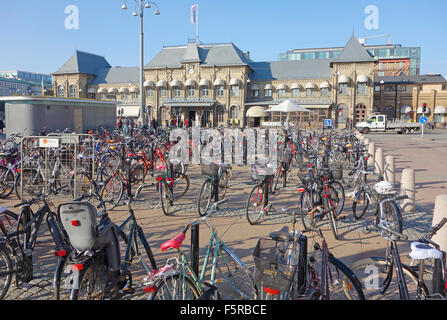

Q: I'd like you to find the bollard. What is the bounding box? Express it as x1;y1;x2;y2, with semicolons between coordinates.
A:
432;195;447;251
384;155;395;187
367;142;375;167
400;168;415;213
375;147;384;181
191;223;200;277
431;194;447;297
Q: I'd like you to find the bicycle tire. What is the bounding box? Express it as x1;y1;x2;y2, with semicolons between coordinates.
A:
100;174;124;205
325;195;340;240
70;255;108;300
330;181;345;216
299;190;314;231
198;179;213;217
326;255;365;300
273;167;281;191
172;173;190;200
352;189;370;220
245;184;266;225
218;170;229;199
213;245;258;300
0;167;14;199
14;168;43;200
53;256;72;300
379;200;403;235
159;181;171;216
150;274;201;300
345;257;428;300
0;244;13;300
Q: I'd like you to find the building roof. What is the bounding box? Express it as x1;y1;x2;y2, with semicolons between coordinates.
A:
330;35;377;65
53;50;111;75
145;43;252;69
88;66;139;85
375;74;447;85
249;59;332;81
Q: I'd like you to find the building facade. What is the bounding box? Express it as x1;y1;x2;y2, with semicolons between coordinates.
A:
53;35;386;128
279;43;421;77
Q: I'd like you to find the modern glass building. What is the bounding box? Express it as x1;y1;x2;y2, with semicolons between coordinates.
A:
279;44;421;76
0;70;52;85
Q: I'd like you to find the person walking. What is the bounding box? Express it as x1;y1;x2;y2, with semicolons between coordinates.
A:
0;119;4;135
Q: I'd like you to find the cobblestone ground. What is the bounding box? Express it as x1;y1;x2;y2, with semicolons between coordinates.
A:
2;131;444;300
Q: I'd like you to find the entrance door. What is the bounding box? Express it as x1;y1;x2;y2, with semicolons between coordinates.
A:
189;111;196;126
74;108;83;133
253;117;261;127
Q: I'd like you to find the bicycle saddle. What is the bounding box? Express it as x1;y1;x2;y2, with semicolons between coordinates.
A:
160;233;186;252
409;242;444;260
269;226;294;242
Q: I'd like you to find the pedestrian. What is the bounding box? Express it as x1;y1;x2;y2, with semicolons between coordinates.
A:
117;118;123;131
0;119;4;134
185;118;189;128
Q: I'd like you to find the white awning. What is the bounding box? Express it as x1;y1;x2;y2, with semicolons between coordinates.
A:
199;79;211;87
338;75;351;83
170;79;183;87
97;88;107;94
264;83;274;90
185;79;197;87
229;78;242;86
156;80;167;88
117;106;140;117
129;86;139;93
144;80;155;87
434;106;447;114
213;78;225;86
277;83;288;90
291;83;302;89
319;81;331;89
357;74;370;83
108;87;118;93
417;106;430;114
87;88;96;94
305;82;317;89
119;87;129;93
400;105;412;114
246;106;268;117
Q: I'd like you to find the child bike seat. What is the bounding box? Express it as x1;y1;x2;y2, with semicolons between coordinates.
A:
409;242;443;260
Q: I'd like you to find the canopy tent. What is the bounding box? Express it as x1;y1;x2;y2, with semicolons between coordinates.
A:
267;99;312;113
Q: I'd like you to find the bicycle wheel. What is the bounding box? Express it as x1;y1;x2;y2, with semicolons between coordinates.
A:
330;181;345;216
150;274;201;300
345;257;427;300
70;255;108;300
214;245;258;300
71;171;93;198
0;244;13;300
299;190;315;231
198;179;213;217
159;181;171;216
245;184;266;225
218;170;229;199
100;174;124;205
0;167;14;199
324;194;341;240
172;173;190;200
379;200;403;234
352;189;370;220
53;256;72;300
15;168;43;200
273;167;281;191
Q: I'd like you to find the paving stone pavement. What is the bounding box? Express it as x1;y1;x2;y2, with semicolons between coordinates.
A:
1;131;445;300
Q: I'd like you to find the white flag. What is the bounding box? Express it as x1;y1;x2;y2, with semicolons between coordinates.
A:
190;4;198;24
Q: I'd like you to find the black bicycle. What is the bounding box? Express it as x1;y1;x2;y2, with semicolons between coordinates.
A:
197;162;230;217
0;185;70;300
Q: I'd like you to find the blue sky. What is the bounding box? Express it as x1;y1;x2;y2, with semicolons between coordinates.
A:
1;0;446;77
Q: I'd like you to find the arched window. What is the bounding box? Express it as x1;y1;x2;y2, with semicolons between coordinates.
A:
216;105;225;123
230;105;239;120
57;85;65;97
69;84;77;98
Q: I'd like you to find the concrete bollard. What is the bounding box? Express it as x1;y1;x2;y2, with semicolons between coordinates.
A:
384;155;395;187
367;142;375;167
400;168;415;213
375;147;384;180
432;195;447;252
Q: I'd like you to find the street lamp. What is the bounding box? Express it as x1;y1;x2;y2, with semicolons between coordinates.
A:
122;0;160;126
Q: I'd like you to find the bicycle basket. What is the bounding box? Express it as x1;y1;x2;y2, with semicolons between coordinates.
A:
201;162;219;177
329;164;343;181
298;173;314;186
252;238;298;292
58;202;98;251
251;165;274;183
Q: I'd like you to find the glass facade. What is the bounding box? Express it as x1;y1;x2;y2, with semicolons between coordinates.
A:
278;45;421;75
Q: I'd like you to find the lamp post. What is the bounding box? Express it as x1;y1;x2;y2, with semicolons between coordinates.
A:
122;0;160;126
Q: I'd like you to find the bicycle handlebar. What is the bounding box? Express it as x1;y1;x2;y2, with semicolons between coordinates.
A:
423;217;447;240
14;185;68;207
